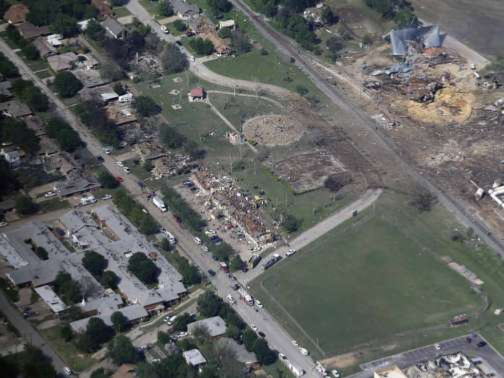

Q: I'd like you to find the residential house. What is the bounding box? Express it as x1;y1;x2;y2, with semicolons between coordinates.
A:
16;22;50;40
47;34;64;47
73;69;109;88
38;135;59;157
387;25;443;57
47;52;78;72
187;316;226;338
0;81;13;99
70;304;149;333
54;175;101;197
202;31;231;55
25;116;45;136
188;87;206;102
226;131;244;145
183;349;207;368
105;103;137;125
34;285;67;314
134;142;166;163
101;17;126;39
4;4;29;25
152;157;177;179
33;37;57;58
0;146;23;167
172;0;200;19
216;338;259;368
0;100;32;118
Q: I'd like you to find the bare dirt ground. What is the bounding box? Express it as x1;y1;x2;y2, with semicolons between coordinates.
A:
410;0;504;58
243;114;304;146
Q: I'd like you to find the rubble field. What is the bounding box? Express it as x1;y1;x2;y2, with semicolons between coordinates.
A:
242;114;304;146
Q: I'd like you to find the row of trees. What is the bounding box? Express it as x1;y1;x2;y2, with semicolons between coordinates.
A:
0;345;57;378
12;79;49;112
159;124;206;161
75;100;121;147
0;117;40;155
82;250;121;289
165;251;202;286
365;0;418;27
46;117;83;152
0;51;19;78
113;189;160;235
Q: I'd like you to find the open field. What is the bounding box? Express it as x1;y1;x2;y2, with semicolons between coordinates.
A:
250;191;492;364
40;326;95;372
409;0;504;58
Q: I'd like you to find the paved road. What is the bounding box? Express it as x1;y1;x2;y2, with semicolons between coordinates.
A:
226;0;504;267
353;333;504;378
0;289;67;374
240;188;382;283
0;24;319;378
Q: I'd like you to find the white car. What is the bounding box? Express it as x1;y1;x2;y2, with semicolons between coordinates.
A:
63;367;72;376
434;343;441;351
299;347;309;356
160;25;169;34
332;369;341;378
251;324;258;332
201;245;209;252
255;300;263;309
226;294;236;304
44;191;57;198
117;161;124;167
292;340;298;347
0;221;8;228
101;194;112;200
194;237;202;245
279;353;286;360
123;166;131;174
286;248;296;256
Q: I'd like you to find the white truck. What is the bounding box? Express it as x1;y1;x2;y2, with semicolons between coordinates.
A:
80;194;97;206
152;196;167;212
238;288;254;306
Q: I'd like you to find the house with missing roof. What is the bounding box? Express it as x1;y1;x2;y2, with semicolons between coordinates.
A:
101;17;126;39
387;25;443;57
172;0;200;19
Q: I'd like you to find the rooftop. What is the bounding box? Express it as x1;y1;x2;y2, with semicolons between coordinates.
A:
47;52;78;72
4;4;29;24
34;285;67;313
187;315;226;337
216;337;258;365
183;349;207;366
54;176;101;197
101;17;125;38
388;25;443;57
70;304;148;333
16;22;50;40
0;100;32;118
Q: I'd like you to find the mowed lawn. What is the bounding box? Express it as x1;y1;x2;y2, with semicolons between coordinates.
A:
250;192;483;359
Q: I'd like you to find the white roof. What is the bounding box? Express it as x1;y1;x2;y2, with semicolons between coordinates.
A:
35;285;67;313
183;349;207;366
187;316;226;337
219;20;235;28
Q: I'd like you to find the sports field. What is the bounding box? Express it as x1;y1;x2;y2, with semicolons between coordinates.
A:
250;192;484;361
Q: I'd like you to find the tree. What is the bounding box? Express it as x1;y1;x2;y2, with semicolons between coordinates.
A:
97;169;119;189
229;255;243;272
111;311;130;333
101;270;120;289
230;31;252;54
21;44;40;60
15;195;38;215
90;368;112;378
53;71;83;98
109;335;138;365
208;0;232;13
35;246;49;260
160;44;188;74
0;157;19;199
253;338;277;365
324;174;351;192
60;324;73;342
0;52;19;78
100;63;124;81
1;117;40;155
111;0;129;5
173;313;193;332
282;214;301;233
113;82;127;96
46;117;82;152
86;317;114;346
197;291;223;317
410;188;437;212
134;96;161;117
82;251;108;277
86;19;106;41
321;6;338;25
76;333;97;353
53;271;82;305
158;0;174;16
51;15;79;37
394;8;418;27
160;125;187;149
173;20;187;32
128;252;160;285
19;345;57;378
218;27;232;39
189;38;214;56
243;328;258;351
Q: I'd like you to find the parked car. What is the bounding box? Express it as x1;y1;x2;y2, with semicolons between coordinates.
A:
258;331;266;338
286;248;296;257
255;300;263;309
477;341;487;348
251;324;258;332
0;221;8;228
434;343;441;351
101;194;112;200
194;237;202;245
44;191;57;198
97;155;104;162
207;269;216;277
332;369;341;378
63;367;72;376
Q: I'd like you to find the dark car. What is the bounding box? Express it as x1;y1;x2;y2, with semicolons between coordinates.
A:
477;341;487;348
258;331;266;338
207;269;216;277
97;156;104;162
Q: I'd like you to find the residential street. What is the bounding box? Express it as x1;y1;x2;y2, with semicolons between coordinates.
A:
0;289;67;374
239;188;382;283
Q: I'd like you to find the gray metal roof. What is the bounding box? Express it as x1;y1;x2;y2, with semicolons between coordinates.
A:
54;176;101;197
101;17;125;38
188;316;226;337
183;349;206;366
388;25;442;56
171;0;199;17
216;337;257;365
70;304;148;332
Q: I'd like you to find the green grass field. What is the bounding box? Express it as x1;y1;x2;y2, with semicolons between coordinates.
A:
250;191;487;362
40;326;95;372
